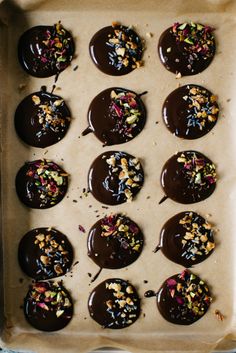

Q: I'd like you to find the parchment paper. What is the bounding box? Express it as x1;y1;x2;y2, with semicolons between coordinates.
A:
0;0;236;352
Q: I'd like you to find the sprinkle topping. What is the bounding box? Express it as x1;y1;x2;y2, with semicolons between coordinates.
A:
183;86;219;131
179;212;215;262
27;281;72;319
31;94;70;140
101;214;142;253
109;90;143;139
104;152;143;202
106;23;143;71
34;22;74;72
166;270;212;317
34;229;71;278
26;160;68;207
104;279;139;328
177;152;217;188
172;22;215;64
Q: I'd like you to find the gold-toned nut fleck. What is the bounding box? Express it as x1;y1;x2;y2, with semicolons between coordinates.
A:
126;286;134;294
32;95;41;105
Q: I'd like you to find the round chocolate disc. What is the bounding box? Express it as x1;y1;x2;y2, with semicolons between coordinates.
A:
157;211;215;267
15;159;68;209
157;270;212;325
18;227;74;280
83;87;146;145
24;281;73;331
88;278;140;329
88;151;144;205
89;24;143;76
158;22;215;76
15;91;71;148
162;85;219;139
88;213;144;269
160;150;217;204
18;23;75;78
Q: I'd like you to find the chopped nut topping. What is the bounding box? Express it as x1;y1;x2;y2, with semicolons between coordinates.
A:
106;24;143;71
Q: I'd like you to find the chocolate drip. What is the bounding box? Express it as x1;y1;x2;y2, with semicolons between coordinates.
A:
160;150;217;204
89;25;143;76
15;91;71;148
18;24;75;78
18;227;74;280
157;270;212;325
84;87;146;145
158;211;215;267
162;85;219;139
88;151;144;205
88;278;140;329
87;213;144;269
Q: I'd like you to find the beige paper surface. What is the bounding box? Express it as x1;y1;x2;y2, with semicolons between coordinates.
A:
0;0;236;352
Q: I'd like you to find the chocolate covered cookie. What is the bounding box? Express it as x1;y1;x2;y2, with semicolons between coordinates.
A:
158;22;215;76
160;151;217;204
88;151;144;205
88;213;143;269
15;91;71;148
89;23;143;76
162;85;219;139
18;22;75;78
18;227;73;280
156;212;215;266
15;159;68;209
83;87;146;145
156;270;212;325
24;281;73;331
88;278;140;328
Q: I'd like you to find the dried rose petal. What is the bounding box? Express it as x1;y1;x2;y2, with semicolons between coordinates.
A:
176;296;185;305
78;225;86;233
167;278;177;287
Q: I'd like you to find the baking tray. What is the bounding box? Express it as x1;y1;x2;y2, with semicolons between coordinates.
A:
0;0;236;352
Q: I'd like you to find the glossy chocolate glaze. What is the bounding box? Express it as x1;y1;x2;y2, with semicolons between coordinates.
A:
15;91;71;148
157;211;215;267
89;25;143;76
160;151;217;204
24;281;73;331
18;24;75;78
87;214;144;269
15;159;68;209
83;87;146;145
158;24;215;76
157;270;212;325
162;85;219;139
88;278;140;328
18;227;73;280
88;151;144;205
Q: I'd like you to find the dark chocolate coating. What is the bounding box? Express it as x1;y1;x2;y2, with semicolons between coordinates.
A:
18;24;75;78
88;151;144;205
88;278;140;328
15;159;68;209
24;281;73;331
160;150;216;204
15;91;71;148
84;87;146;145
87;214;144;269
89;25;143;76
162;85;219;139
158;211;215;267
18;227;73;280
158;26;215;76
157;270;212;325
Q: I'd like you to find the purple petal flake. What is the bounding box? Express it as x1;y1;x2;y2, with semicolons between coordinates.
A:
167;278;177;287
176;296;184;305
78;225;86;233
